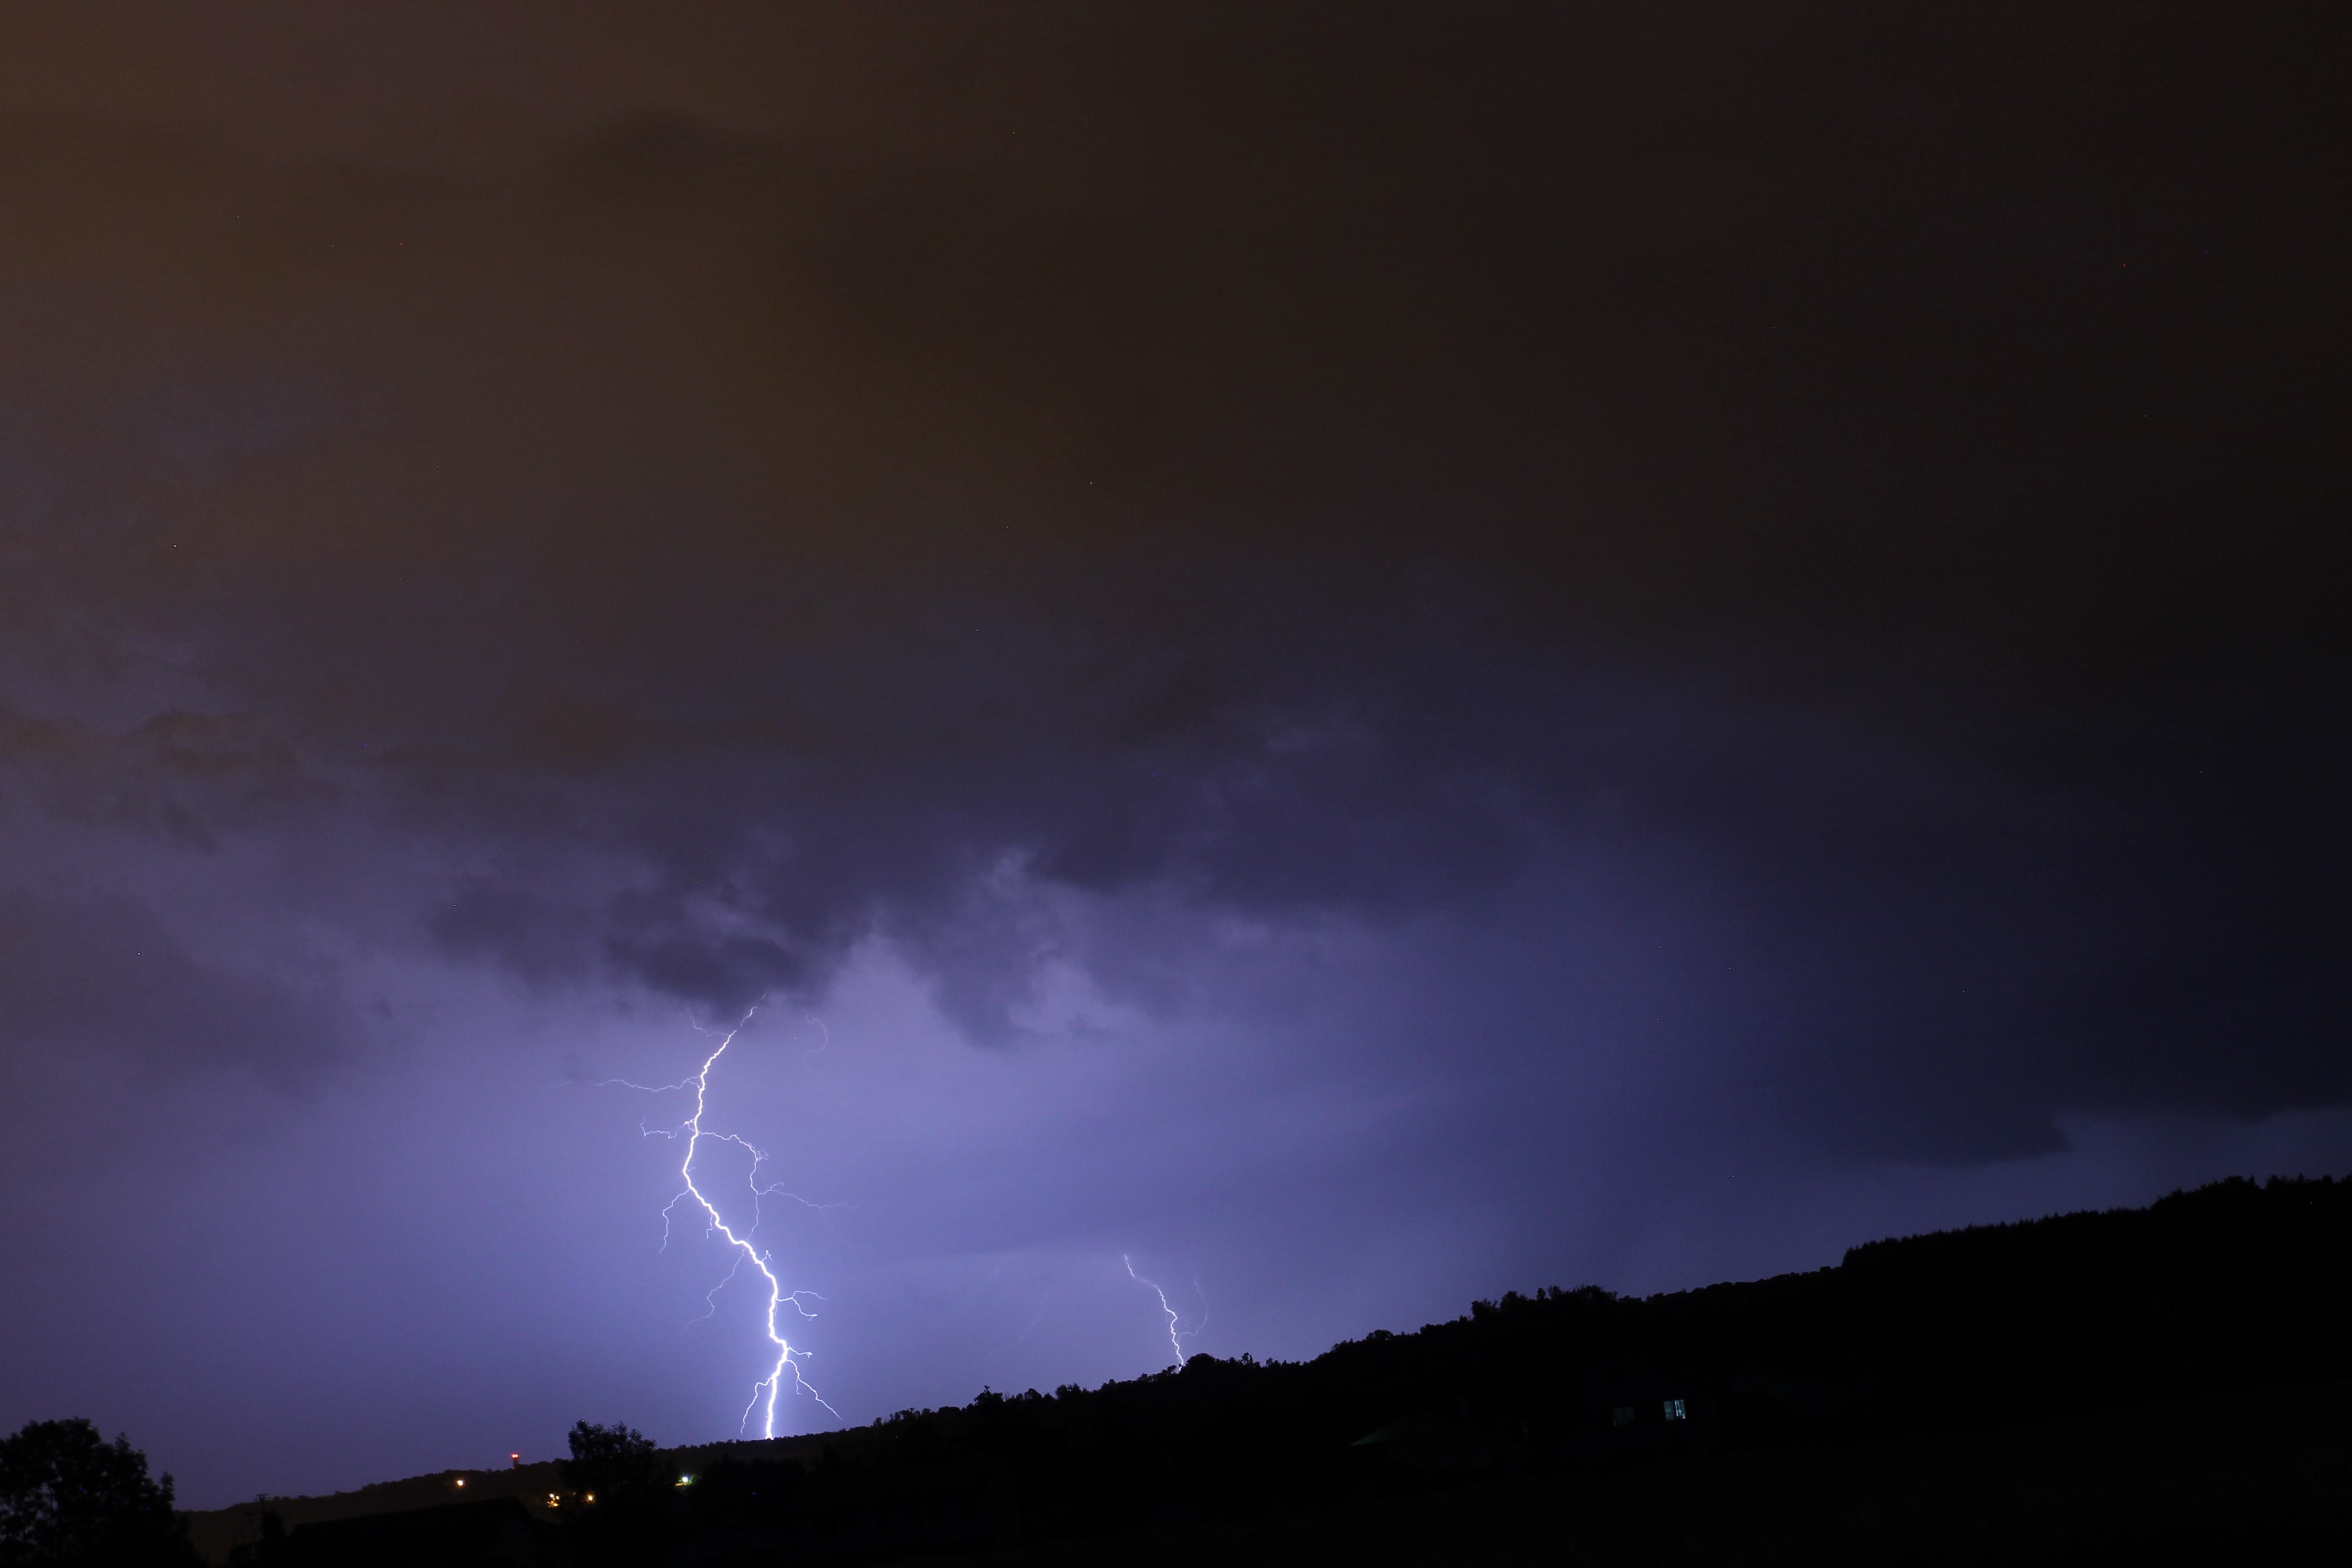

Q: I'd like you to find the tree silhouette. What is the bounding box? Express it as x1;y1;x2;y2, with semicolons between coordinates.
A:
561;1420;662;1504
0;1418;196;1566
562;1421;668;1566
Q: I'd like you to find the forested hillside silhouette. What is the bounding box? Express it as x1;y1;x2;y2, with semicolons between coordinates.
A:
209;1175;2352;1564
0;1418;197;1566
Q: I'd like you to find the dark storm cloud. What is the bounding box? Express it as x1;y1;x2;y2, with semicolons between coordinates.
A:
0;889;335;1079
0;1;2345;1164
0;706;334;846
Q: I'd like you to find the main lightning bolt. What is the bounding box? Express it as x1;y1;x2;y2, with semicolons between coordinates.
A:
1124;1255;1205;1369
612;1008;838;1436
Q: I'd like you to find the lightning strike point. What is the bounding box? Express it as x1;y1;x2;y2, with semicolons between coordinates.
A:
619;1007;840;1435
1124;1254;1202;1369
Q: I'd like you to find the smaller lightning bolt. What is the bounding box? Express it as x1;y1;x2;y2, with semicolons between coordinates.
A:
612;1008;839;1436
1123;1255;1206;1369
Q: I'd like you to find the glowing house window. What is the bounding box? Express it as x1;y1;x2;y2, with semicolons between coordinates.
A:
1663;1398;1687;1421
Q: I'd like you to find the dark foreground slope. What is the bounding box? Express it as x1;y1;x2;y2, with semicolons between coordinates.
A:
213;1177;2352;1564
962;1376;2352;1565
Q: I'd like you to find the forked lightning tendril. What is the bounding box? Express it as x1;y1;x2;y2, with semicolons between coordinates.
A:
1124;1255;1205;1369
611;1008;838;1435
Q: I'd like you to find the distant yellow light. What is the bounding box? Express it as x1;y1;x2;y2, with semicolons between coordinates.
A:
454;1478;465;1488
585;1494;595;1503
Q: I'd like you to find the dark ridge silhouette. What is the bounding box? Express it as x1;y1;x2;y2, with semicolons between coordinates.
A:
191;1175;2352;1564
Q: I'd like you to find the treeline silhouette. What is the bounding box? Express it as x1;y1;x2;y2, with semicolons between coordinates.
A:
0;1417;198;1566
218;1175;2352;1563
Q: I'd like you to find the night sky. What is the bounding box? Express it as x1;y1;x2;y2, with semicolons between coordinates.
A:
3;4;2348;1509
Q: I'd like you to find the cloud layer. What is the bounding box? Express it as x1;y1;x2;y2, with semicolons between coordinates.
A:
1;2;2347;1502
